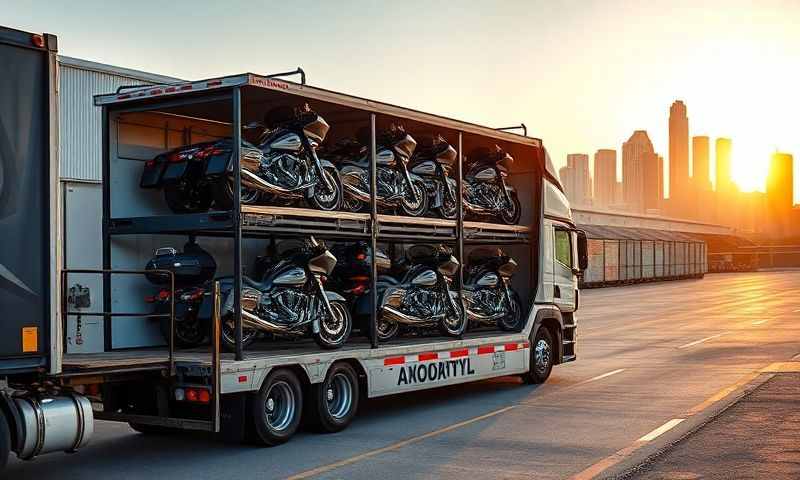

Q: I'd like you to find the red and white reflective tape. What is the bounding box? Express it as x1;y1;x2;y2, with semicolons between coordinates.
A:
383;341;530;367
115;79;226;101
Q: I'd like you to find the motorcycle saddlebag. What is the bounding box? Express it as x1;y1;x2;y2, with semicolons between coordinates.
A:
140;153;168;188
145;242;217;286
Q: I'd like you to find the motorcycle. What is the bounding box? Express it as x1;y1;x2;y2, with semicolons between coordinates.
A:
375;244;464;341
144;239;217;347
463;248;523;332
409;135;458;219
219;237;352;351
337;125;429;217
139;104;342;213
463;145;522;225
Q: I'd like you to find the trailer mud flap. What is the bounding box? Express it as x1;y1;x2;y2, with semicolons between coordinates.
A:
366;341;529;397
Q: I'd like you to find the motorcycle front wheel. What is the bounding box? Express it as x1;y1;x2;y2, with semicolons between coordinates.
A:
438;300;467;337
497;290;524;332
438;191;458;220
314;300;352;349
221;314;258;352
164;181;214;213
309;167;343;211
500;190;522;225
400;178;429;217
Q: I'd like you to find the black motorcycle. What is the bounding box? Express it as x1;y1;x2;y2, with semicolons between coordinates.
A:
144;239;217;347
409;135;458;219
139;104;342;213
375;244;464;341
463;145;521;225
463;248;523;331
219;237;352;351
337;125;429;217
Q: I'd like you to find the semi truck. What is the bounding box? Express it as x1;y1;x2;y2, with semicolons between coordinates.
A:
0;25;586;470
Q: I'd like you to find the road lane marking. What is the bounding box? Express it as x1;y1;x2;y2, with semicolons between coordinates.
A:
793;353;800;360
685;371;762;416
638;418;685;442
578;369;625;385
285;405;515;480
761;362;800;373
752;320;768;325
794;308;800;313
678;332;729;349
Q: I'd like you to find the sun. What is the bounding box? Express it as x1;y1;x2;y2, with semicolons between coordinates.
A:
729;140;770;193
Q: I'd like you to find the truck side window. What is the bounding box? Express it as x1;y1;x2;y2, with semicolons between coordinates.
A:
554;229;572;268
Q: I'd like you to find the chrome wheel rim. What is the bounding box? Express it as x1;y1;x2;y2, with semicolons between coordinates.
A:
320;302;348;345
534;338;551;376
265;380;295;431
501;197;518;223
377;318;398;341
222;318;257;347
326;373;353;420
402;181;426;214
314;170;339;209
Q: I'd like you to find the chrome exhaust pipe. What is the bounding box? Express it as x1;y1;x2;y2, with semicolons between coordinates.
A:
381;305;440;326
240;169;304;198
240;309;290;333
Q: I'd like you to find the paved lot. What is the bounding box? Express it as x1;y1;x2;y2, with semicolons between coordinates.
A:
8;271;800;479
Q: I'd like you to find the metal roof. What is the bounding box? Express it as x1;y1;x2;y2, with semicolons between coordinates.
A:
578;224;704;242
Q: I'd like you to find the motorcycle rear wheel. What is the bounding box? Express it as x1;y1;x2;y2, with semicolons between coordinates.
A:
158;309;206;348
376;317;400;342
308;167;343;211
314;300;352;349
500;190;522;225
164;182;214;213
400;178;429;217
212;177;262;210
221;314;258;352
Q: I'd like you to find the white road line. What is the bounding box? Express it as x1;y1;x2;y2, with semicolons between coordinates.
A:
794;308;800;313
579;368;626;385
793;353;800;360
678;332;729;349
638;418;685;442
752;320;768;325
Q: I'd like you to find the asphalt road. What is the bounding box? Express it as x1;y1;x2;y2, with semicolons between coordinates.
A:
8;271;800;480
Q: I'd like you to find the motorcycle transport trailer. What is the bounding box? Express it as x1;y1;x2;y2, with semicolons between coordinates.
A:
0;27;585;469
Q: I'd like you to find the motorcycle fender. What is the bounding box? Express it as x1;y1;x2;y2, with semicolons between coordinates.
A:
324;291;346;303
319;159;336;170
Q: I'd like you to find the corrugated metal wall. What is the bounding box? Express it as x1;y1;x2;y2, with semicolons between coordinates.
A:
58;58;180;182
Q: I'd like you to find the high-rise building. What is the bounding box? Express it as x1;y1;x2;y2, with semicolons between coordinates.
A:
642;151;663;213
560;154;592;206
622;130;655;213
715;138;733;194
766;152;794;237
593;149;616;208
669;100;690;213
692;136;711;192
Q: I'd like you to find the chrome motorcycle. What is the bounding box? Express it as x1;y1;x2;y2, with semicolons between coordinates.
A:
219;237;352;351
463;145;521;225
213;104;343;211
337;125;429;217
409;135;458;219
376;244;464;341
463;248;523;332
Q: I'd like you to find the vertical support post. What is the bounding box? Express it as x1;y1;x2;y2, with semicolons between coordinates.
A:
369;113;378;349
232;88;244;361
456;132;464;338
101;106;112;353
212;281;222;433
168;271;175;375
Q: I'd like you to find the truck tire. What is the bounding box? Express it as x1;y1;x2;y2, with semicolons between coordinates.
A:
251;369;303;446
0;411;9;471
309;362;359;433
523;327;554;384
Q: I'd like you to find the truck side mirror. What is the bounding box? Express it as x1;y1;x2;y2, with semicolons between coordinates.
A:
576;230;588;271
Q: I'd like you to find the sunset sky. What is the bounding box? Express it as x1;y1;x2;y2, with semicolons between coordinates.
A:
3;0;799;203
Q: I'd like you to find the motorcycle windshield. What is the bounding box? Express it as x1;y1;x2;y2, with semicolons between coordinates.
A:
302;115;330;144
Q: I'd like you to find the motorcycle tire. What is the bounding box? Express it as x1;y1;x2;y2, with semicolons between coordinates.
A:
399;178;429;217
376;318;400;342
159;313;207;349
220;314;258;353
163;182;214;213
497;290;524;332
313;300;352;349
250;368;303;446
308;167;343;212
438;301;467;337
307;362;360;433
438;194;458;220
212;177;262;211
500;190;522;225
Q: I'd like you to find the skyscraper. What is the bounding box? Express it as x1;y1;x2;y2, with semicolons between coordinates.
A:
766;152;794;237
560;154;592;206
692;136;711;192
669;100;690;213
715;138;733;194
622;130;655;213
593;149;617;208
642;151;663;213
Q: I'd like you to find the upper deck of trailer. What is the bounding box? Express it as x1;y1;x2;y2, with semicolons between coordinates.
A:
93;72;542;149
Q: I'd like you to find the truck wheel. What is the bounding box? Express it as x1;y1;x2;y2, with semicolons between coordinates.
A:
251;369;303;446
310;362;359;433
524;327;554;384
0;411;9;470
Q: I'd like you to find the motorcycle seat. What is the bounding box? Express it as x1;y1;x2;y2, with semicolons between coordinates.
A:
243;275;270;291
